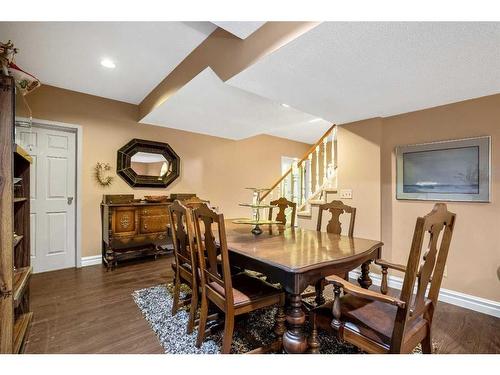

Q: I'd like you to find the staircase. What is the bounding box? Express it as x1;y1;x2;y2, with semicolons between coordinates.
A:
259;124;338;222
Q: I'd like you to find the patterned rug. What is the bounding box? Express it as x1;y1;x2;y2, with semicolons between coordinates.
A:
132;284;429;354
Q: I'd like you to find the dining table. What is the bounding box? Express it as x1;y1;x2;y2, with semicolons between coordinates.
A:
223;220;384;354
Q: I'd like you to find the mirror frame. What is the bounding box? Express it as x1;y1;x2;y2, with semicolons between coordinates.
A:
117;138;180;188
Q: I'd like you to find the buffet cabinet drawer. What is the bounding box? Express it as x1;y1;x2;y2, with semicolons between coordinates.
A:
112;208;136;235
140;215;168;234
140;206;168;216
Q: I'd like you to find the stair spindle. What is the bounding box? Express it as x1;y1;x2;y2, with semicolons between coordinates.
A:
331;127;336;168
315;145;320;192
307;154;313;199
323;136;328;186
300;163;306;205
291;160;298;202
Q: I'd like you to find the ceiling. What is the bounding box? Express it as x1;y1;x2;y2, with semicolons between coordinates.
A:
140;68;330;142
228;22;500;124
2;22;500;143
211;22;266;39
0;21;216;104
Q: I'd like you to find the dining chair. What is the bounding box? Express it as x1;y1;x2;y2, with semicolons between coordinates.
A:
309;200;357;305
182;196;210;208
308;203;456;354
316;200;356;236
193;203;286;354
268;197;297;227
167;200;199;334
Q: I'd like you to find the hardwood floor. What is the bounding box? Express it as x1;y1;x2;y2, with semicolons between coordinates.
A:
24;255;500;354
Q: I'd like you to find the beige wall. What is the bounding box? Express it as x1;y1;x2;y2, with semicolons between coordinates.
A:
338;94;500;301
16;85;310;258
336;118;382;240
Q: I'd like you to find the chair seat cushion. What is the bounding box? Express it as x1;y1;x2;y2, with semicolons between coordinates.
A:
208;272;282;306
315;294;426;347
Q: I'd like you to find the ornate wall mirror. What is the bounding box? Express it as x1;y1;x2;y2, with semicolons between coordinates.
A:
117;139;180;188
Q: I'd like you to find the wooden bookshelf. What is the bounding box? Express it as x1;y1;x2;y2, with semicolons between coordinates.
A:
13;312;33;354
13;235;23;248
14;144;33;164
0;74;32;354
13;266;32;308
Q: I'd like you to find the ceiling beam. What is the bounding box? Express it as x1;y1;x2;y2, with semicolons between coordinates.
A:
138;21;319;120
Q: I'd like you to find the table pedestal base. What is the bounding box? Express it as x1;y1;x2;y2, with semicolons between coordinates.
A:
283;293;308;354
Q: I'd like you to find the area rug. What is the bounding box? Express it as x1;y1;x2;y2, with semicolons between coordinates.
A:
132;284;430;354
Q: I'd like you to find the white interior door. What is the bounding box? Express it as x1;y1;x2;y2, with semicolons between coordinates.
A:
16;125;76;273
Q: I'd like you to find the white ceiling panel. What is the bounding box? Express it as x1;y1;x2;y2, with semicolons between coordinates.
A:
140;68;328;142
0;22;216;104
265;121;332;144
228;22;500;124
212;22;266;39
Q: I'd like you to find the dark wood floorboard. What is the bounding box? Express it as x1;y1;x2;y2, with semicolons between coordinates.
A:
24;256;500;354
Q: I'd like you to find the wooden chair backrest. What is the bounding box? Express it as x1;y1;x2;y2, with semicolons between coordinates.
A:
193;204;234;306
316;200;356;237
391;203;456;351
167;200;197;271
183;196;210;209
268;197;297;227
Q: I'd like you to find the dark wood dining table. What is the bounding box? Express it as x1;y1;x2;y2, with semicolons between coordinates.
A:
222;220;383;354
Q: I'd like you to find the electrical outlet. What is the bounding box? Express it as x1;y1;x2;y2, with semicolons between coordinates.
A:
340;189;353;199
443;266;448;278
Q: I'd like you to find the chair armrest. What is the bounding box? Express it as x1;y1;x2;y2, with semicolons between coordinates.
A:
325;274;406;308
374;259;406;273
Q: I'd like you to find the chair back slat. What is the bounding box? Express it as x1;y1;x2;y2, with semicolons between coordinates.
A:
168;200;197;271
193;204;234;304
183;196;210;210
268;197;297;227
316;200;356;237
391;203;456;352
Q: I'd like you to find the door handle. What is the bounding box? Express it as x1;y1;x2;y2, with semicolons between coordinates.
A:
67;196;74;205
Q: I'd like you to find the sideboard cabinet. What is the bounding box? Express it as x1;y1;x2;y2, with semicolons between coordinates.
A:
101;195;174;270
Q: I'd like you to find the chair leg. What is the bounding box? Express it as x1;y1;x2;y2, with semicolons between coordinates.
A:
187;281;198;334
196;291;209;348
315;278;326;306
308;311;320;354
221;314;235;354
421;333;432;354
274;304;286;347
172;272;181;315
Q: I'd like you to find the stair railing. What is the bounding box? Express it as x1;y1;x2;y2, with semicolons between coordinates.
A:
260;124;337;212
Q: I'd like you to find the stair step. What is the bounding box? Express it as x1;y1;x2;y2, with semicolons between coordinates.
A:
309;199;326;205
323;188;338;193
297;210;312;218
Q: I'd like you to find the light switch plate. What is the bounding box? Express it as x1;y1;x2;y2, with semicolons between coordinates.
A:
340;189;353;199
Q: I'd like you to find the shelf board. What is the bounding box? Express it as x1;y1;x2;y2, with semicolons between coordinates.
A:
14;197;27;203
13;235;24;248
14;144;33;164
13;312;33;353
13;266;32;308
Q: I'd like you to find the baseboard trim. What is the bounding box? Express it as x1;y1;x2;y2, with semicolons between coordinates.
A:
81;255;102;267
349;269;500;318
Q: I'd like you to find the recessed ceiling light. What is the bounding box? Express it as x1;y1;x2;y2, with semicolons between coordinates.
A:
100;58;116;69
281;103;290;108
309;118;323;123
